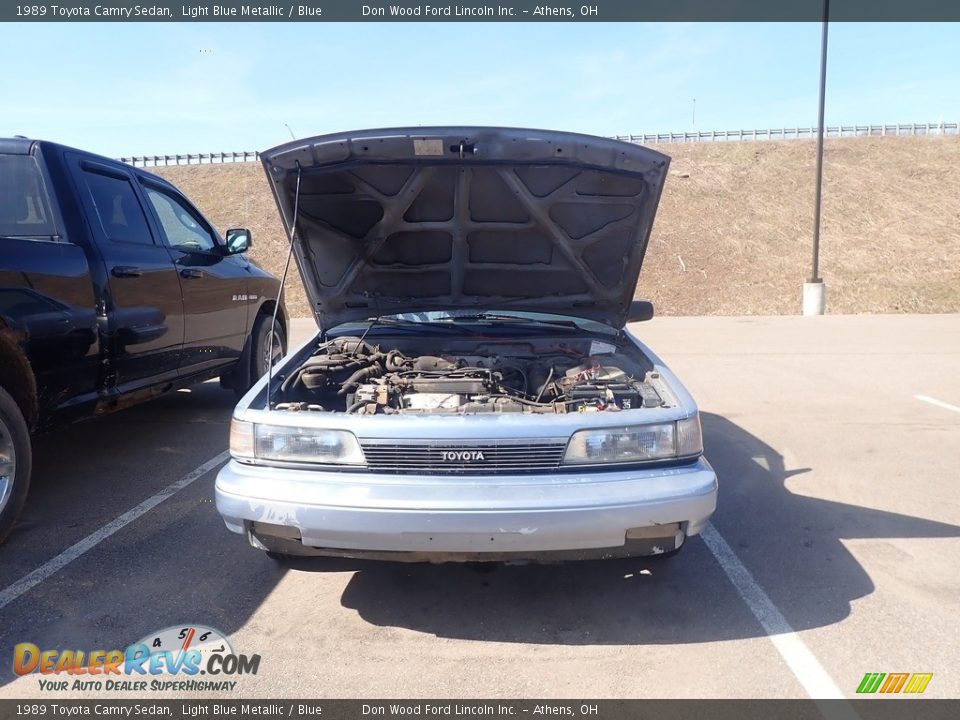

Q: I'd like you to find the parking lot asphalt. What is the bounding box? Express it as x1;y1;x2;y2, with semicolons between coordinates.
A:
0;314;958;699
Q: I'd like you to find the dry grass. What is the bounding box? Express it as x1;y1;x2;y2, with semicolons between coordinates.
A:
155;136;960;317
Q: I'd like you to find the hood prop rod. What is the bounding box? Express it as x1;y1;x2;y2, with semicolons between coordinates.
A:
267;160;303;410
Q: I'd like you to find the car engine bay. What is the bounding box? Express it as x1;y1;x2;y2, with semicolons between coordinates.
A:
271;335;675;415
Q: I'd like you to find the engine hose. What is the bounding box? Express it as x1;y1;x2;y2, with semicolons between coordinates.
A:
386;350;407;371
346;400;376;414
534;366;555;403
337;338;376;356
487;394;557;408
280;368;307;393
337;363;385;395
294;360;366;392
500;364;528;396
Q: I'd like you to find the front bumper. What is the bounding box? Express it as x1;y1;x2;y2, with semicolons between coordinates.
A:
215;458;717;561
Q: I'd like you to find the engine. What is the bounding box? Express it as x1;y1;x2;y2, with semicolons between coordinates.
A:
274;337;667;415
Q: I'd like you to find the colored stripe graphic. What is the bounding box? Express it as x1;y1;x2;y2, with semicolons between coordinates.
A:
880;673;909;693
857;672;932;694
856;673;886;694
903;673;934;694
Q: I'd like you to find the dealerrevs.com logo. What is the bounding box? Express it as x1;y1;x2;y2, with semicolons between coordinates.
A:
13;625;260;693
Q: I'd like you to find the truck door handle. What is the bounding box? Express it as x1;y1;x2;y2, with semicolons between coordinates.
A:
111;266;143;278
180;269;204;279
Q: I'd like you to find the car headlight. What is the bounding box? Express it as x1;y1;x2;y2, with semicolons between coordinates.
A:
563;416;702;465
229;419;365;465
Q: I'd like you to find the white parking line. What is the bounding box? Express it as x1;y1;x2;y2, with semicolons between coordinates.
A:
700;523;845;699
0;451;229;612
915;394;960;414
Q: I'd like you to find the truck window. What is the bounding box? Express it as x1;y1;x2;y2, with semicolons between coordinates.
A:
81;170;154;245
0;154;57;238
143;186;218;253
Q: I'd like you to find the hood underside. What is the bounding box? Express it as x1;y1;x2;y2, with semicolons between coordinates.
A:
260;127;670;329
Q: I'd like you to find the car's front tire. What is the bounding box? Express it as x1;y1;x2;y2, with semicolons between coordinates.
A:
0;387;32;546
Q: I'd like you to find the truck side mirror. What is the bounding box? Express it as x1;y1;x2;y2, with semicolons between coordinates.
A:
627;300;654;323
225;228;252;254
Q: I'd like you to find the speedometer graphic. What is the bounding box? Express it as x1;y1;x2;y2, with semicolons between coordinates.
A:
133;624;233;669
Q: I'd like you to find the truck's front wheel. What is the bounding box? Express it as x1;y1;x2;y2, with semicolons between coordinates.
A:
0;387;32;545
227;314;288;399
252;315;287;382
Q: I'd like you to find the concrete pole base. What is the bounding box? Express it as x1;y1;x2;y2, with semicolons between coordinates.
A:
803;281;827;316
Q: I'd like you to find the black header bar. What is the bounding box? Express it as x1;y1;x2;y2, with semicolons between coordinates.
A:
1;700;959;720
4;0;960;22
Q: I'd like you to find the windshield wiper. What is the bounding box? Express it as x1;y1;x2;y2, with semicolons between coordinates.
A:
443;313;581;328
343;317;485;335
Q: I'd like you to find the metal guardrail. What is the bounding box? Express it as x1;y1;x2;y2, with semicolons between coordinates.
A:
120;151;261;168
612;121;959;145
119;122;959;167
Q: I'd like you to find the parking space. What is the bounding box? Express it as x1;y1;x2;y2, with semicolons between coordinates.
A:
0;315;957;699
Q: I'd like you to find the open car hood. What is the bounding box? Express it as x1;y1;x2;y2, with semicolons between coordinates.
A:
260;127;670;330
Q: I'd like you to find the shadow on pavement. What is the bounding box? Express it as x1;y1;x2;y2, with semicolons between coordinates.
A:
286;412;960;644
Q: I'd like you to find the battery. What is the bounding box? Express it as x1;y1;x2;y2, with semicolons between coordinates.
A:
568;382;641;410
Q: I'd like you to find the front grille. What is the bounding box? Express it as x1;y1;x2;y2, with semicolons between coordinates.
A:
359;439;567;474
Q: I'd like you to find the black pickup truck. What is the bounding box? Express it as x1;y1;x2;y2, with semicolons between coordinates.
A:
0;138;287;543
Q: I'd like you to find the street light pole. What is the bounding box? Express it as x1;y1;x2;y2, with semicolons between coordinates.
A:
804;0;829;315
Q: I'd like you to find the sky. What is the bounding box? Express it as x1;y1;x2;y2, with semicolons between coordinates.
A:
2;22;959;158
